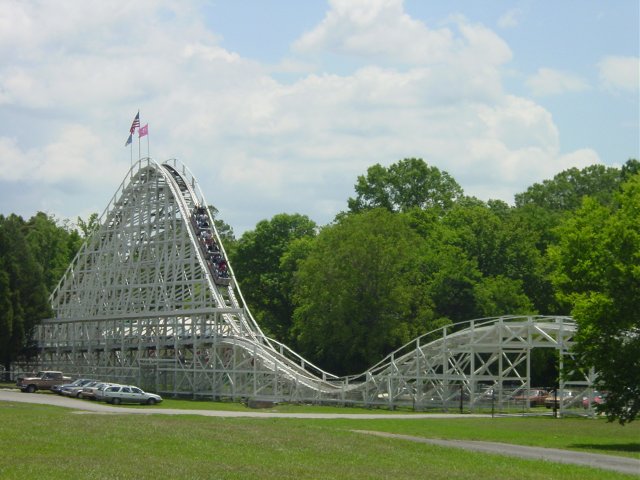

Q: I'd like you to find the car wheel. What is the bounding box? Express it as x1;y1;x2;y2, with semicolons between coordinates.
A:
25;385;36;393
76;392;83;398
147;398;156;405
112;398;121;405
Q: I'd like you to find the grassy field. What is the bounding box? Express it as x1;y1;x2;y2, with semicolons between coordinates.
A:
0;398;638;479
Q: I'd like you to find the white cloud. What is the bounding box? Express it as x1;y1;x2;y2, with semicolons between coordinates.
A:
293;0;511;68
0;126;123;186
293;0;453;64
497;8;523;29
598;56;640;92
0;137;36;181
526;68;590;96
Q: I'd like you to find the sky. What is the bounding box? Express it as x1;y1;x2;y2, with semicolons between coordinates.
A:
1;0;638;235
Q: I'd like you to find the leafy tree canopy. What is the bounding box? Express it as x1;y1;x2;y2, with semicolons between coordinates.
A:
549;173;640;424
292;208;441;374
514;163;622;212
231;213;316;342
27;212;82;293
76;212;100;238
347;158;464;214
0;214;52;370
207;205;236;251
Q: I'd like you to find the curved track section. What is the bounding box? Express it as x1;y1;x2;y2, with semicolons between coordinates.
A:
19;159;592;413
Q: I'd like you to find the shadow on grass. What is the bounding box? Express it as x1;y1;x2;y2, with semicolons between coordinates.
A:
570;443;640;454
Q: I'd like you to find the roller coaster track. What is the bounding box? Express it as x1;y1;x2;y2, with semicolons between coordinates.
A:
17;159;594;413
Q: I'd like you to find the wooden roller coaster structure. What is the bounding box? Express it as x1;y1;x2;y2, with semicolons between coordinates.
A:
15;158;596;414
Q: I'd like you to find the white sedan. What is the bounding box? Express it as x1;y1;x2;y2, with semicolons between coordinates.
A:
102;385;163;405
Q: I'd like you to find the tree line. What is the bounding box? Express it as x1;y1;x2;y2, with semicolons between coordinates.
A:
0;158;637;423
0;213;91;372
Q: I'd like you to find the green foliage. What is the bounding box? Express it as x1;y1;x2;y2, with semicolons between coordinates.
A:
514;164;622;211
422;243;481;322
292;209;439;374
207;204;236;250
0;212;86;369
0;215;52;369
230;213;316;342
405;201;543;320
76;212;99;238
549;173;640;424
0;269;13;370
347;158;464;214
473;276;535;317
26;212;79;293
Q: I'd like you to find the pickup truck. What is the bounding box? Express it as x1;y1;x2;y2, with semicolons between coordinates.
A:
17;371;72;393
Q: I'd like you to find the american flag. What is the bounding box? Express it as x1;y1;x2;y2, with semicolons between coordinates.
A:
129;112;140;134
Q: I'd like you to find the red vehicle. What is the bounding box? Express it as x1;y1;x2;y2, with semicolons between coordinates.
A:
512;389;549;407
545;389;579;409
582;390;607;409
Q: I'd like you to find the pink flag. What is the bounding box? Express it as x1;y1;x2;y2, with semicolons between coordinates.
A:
139;123;148;138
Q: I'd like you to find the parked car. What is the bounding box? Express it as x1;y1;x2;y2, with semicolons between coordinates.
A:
54;378;94;395
17;371;71;393
582;390;607;409
81;382;114;400
102;385;162;405
512;389;549;407
94;383;119;402
61;379;98;398
545;389;578;409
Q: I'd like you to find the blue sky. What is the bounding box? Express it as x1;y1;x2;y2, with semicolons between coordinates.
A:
0;0;638;234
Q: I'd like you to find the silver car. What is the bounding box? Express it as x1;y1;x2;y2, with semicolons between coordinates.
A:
53;378;90;394
81;382;114;400
102;385;162;405
60;379;98;398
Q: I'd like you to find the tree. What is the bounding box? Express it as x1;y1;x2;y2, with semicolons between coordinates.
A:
0;268;13;371
410;202;543;317
0;215;51;371
473;276;535;317
231;213;316;342
549;174;640;424
76;212;100;238
620;158;640;181
292;209;439;374
207;205;236;251
347;158;464;214
515;164;621;212
26;212;79;293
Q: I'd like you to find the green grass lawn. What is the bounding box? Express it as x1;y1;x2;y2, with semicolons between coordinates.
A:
0;399;638;479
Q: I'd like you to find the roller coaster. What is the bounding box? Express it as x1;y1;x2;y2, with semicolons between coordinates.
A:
16;158;596;414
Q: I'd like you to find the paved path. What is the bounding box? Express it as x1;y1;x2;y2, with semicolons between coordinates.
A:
1;390;638;475
0;390;485;419
354;430;640;476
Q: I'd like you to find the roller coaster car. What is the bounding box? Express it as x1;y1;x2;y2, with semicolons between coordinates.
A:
213;271;231;286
